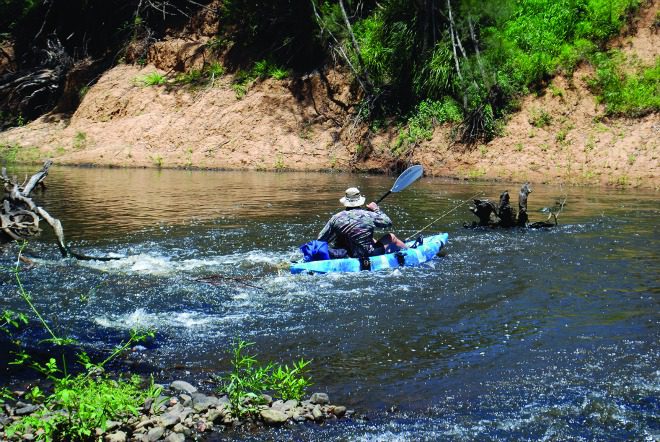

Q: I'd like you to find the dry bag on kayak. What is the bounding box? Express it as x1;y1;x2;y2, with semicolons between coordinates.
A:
300;240;330;262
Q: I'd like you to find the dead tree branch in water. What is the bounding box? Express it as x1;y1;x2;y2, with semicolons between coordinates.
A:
1;161;120;261
1;160;68;254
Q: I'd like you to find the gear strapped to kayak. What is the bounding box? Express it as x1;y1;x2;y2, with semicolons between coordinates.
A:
290;233;448;274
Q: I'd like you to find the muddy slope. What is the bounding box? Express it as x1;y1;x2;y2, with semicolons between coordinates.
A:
0;2;657;188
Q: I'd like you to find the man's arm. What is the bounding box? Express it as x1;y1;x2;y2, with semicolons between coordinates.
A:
317;217;334;241
366;202;392;228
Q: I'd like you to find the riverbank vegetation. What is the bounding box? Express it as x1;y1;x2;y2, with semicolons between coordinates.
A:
220;339;312;417
1;0;656;141
217;0;654;146
0;240;325;440
0;242;159;440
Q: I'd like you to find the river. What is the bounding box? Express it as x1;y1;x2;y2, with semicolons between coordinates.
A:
1;166;658;441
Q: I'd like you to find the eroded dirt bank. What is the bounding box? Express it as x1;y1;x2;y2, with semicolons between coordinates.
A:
0;4;658;188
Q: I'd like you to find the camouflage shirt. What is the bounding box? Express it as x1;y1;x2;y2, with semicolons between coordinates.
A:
317;208;393;257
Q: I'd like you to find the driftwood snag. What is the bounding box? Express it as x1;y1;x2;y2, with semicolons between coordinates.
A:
1;160;68;255
466;182;561;229
1;161;119;260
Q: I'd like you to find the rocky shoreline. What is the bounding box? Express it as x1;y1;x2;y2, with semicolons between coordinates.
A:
0;379;350;441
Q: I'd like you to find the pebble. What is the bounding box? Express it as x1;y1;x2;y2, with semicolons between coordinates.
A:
15;405;40;416
206;407;226;423
332;405;347;418
312;405;323;421
146;426;165;441
191;393;219;412
179;394;192;407
163;433;185;442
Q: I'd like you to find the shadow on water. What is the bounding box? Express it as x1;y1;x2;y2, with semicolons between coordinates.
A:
1;166;658;440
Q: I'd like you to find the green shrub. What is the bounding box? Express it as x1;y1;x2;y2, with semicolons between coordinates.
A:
269;359;312;401
588;51;660;116
252;59;289;80
73;131;87;149
2;242;160;441
232;82;248;99
219;340;312;417
175;68;203;85
393;98;463;154
205;61;225;78
0;143;21;164
528;108;552;127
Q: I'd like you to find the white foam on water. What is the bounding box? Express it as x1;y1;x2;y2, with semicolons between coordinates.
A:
94;307;246;331
77;249;292;276
81;253;176;275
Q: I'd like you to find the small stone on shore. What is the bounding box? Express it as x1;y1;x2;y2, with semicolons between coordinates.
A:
310;392;330;405
170;381;197;395
260;408;288;425
104;430;127;442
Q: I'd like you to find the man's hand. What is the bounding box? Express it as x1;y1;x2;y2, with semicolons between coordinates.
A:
366;202;380;212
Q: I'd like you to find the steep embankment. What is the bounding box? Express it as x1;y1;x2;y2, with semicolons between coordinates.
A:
0;2;658;188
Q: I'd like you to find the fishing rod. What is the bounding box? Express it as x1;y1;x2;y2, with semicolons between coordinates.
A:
404;192;484;241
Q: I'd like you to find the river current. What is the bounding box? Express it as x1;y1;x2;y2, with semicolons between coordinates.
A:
1;167;658;440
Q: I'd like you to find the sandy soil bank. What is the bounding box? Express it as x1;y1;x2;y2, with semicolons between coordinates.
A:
1;3;657;189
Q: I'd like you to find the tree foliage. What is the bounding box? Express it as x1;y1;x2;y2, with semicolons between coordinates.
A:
1;0;647;142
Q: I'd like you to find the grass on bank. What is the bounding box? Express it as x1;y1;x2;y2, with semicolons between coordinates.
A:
1;241;316;438
133;58;288;99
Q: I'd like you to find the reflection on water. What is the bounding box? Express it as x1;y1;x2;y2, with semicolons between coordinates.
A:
1;166;658;441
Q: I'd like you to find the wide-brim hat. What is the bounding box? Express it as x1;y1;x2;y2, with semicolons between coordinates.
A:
340;187;366;207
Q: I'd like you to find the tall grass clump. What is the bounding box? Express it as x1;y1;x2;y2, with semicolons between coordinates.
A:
137;71;166;86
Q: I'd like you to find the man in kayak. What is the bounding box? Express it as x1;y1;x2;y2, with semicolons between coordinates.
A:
318;187;407;259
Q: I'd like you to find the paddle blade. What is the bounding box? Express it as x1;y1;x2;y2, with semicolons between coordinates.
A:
391;165;424;192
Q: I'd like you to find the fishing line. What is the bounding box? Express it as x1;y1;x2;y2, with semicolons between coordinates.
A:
404;192;484;241
191;275;265;291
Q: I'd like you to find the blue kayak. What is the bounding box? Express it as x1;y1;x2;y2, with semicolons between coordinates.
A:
290;233;448;274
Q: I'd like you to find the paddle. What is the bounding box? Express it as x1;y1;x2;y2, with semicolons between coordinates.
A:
375;165;424;204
